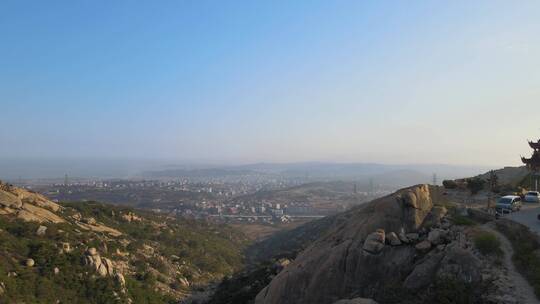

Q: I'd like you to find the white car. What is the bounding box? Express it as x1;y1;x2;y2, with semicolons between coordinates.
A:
525;191;540;203
496;195;522;212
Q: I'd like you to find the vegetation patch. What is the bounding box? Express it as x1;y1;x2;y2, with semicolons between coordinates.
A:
466;177;485;194
442;180;458;189
496;219;540;298
473;232;502;256
450;215;476;226
0;200;249;303
433;277;477;304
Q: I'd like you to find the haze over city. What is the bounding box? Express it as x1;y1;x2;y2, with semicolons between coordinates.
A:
1;0;539;170
4;2;540;304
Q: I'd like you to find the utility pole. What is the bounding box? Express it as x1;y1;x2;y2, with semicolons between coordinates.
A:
64;174;69;186
432;173;437;186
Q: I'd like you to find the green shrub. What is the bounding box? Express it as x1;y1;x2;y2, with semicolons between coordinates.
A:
443;180;458;189
474;232;502;256
433;277;476;304
450;215;476;226
466;178;485;194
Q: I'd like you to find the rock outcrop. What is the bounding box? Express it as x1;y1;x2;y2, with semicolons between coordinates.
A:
254;184;487;304
255;185;435;304
362;229;386;254
83;247;119;278
0;182;64;223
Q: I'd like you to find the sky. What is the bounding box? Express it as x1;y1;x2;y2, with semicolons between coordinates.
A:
1;0;539;167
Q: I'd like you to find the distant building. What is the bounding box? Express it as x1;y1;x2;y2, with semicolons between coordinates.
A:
271;209;284;216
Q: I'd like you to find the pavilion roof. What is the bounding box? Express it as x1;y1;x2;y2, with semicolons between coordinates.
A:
529;139;540;150
522;151;540;170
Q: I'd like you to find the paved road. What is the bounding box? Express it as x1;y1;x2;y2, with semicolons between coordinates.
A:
504;203;540;234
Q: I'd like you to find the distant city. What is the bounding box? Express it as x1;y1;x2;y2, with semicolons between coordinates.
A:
13;175;389;225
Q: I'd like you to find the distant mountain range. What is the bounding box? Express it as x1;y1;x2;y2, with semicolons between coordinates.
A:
142;162;493;188
1;159;493;189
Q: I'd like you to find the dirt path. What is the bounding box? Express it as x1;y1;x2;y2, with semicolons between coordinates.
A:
482;222;540;304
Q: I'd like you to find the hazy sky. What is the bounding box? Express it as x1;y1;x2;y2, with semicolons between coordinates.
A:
1;1;539;166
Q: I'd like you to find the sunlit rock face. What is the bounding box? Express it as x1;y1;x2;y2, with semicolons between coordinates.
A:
255;185;437;304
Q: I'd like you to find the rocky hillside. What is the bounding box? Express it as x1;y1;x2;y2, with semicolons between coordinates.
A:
474;166;529;186
252;185;513;304
0;181;247;303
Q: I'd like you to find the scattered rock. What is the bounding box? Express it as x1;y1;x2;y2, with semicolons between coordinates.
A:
178;276;190;287
97;263;108;277
427;229;444;245
83;248;118;278
26;258;35;267
121;212;142;223
415;240;432;252
363;229;386;254
142;244;155;255
83;217;97;225
87;247;98;256
398;231;410;243
386;232;401;246
76;221;122;237
102;258;115;275
36;225;47;236
115;273;126;287
406;233;419;242
61;242;72;253
274;258;291;272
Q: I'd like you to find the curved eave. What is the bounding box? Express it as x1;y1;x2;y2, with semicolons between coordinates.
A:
529;140;540;150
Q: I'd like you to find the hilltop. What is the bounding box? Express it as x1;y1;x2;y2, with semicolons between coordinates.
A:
0;181;247;303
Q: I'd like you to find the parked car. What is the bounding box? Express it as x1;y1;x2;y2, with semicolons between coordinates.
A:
496;195;522;212
525;191;540;203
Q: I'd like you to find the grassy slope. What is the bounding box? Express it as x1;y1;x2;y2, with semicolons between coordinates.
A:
0;201;248;304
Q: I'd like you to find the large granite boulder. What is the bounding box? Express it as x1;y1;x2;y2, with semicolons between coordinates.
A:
255;185;434;304
363;229;386;254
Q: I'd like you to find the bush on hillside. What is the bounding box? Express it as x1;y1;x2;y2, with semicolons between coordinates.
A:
466;178;485;194
443;180;458;189
473;232;502;256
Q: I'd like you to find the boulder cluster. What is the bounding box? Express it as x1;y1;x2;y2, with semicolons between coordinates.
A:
83;247;126;287
361;209;483;293
121;212;142;223
361;206;449;256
